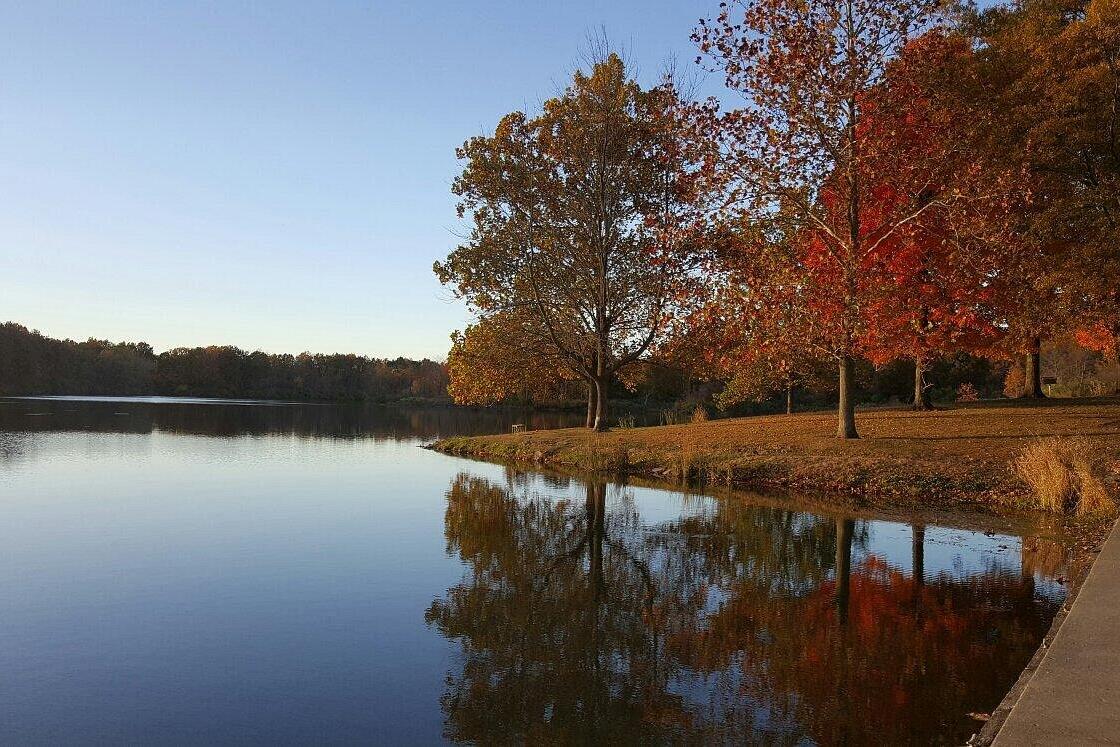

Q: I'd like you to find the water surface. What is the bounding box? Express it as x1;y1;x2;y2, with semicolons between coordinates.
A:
0;398;1067;744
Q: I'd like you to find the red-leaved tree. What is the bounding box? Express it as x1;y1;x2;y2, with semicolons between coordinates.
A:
858;33;1004;407
693;0;952;438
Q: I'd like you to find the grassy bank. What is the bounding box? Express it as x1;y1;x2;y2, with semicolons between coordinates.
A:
432;400;1120;515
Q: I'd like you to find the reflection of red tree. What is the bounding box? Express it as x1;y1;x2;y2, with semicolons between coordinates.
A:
672;555;1056;745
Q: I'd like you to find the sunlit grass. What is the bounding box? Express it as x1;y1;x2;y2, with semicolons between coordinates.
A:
433;400;1120;515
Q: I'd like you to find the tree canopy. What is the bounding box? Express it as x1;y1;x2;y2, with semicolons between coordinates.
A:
435;53;708;429
437;0;1118;433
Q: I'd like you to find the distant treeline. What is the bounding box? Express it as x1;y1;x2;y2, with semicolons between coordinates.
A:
0;322;449;402
0;320;1024;410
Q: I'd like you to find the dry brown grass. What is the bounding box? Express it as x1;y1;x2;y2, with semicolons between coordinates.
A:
1014;438;1116;517
1014;439;1077;513
434;400;1120;514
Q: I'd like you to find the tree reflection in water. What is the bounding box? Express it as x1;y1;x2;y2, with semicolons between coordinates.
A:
427;474;1061;745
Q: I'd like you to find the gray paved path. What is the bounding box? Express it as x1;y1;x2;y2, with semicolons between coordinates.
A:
995;521;1120;745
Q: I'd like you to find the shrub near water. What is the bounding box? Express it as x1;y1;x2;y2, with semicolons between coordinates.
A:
1014;438;1117;517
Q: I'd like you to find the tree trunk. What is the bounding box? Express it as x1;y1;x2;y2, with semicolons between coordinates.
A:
912;354;932;410
585;382;597;429
1022;337;1045;398
592;375;609;432
786;382;794;416
912;524;925;614
837;356;859;439
586;481;606;601
835;518;854;625
912;525;925;585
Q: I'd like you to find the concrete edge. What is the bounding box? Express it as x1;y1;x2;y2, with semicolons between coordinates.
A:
969;516;1120;746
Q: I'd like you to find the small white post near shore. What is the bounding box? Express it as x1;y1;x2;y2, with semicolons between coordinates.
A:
1042;376;1057;397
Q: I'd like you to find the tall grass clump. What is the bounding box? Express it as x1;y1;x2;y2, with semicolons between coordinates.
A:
1014;437;1116;517
691;405;709;424
673;443;696;483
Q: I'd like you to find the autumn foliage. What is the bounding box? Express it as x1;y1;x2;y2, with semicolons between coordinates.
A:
438;0;1120;436
445;313;576;406
436;53;708;430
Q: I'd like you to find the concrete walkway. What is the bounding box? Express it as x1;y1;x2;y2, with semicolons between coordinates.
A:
994;521;1120;745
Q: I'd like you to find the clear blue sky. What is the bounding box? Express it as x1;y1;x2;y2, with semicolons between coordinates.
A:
0;1;717;360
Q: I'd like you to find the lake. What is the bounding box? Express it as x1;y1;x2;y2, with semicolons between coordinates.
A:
0;397;1067;744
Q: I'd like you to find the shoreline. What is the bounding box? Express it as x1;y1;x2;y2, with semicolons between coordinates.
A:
430;400;1120;516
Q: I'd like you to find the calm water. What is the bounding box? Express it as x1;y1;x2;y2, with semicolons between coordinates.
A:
0;398;1067;744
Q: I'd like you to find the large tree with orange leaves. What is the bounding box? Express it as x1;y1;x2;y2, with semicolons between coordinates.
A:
937;0;1120;394
1010;0;1120;370
436;54;707;430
